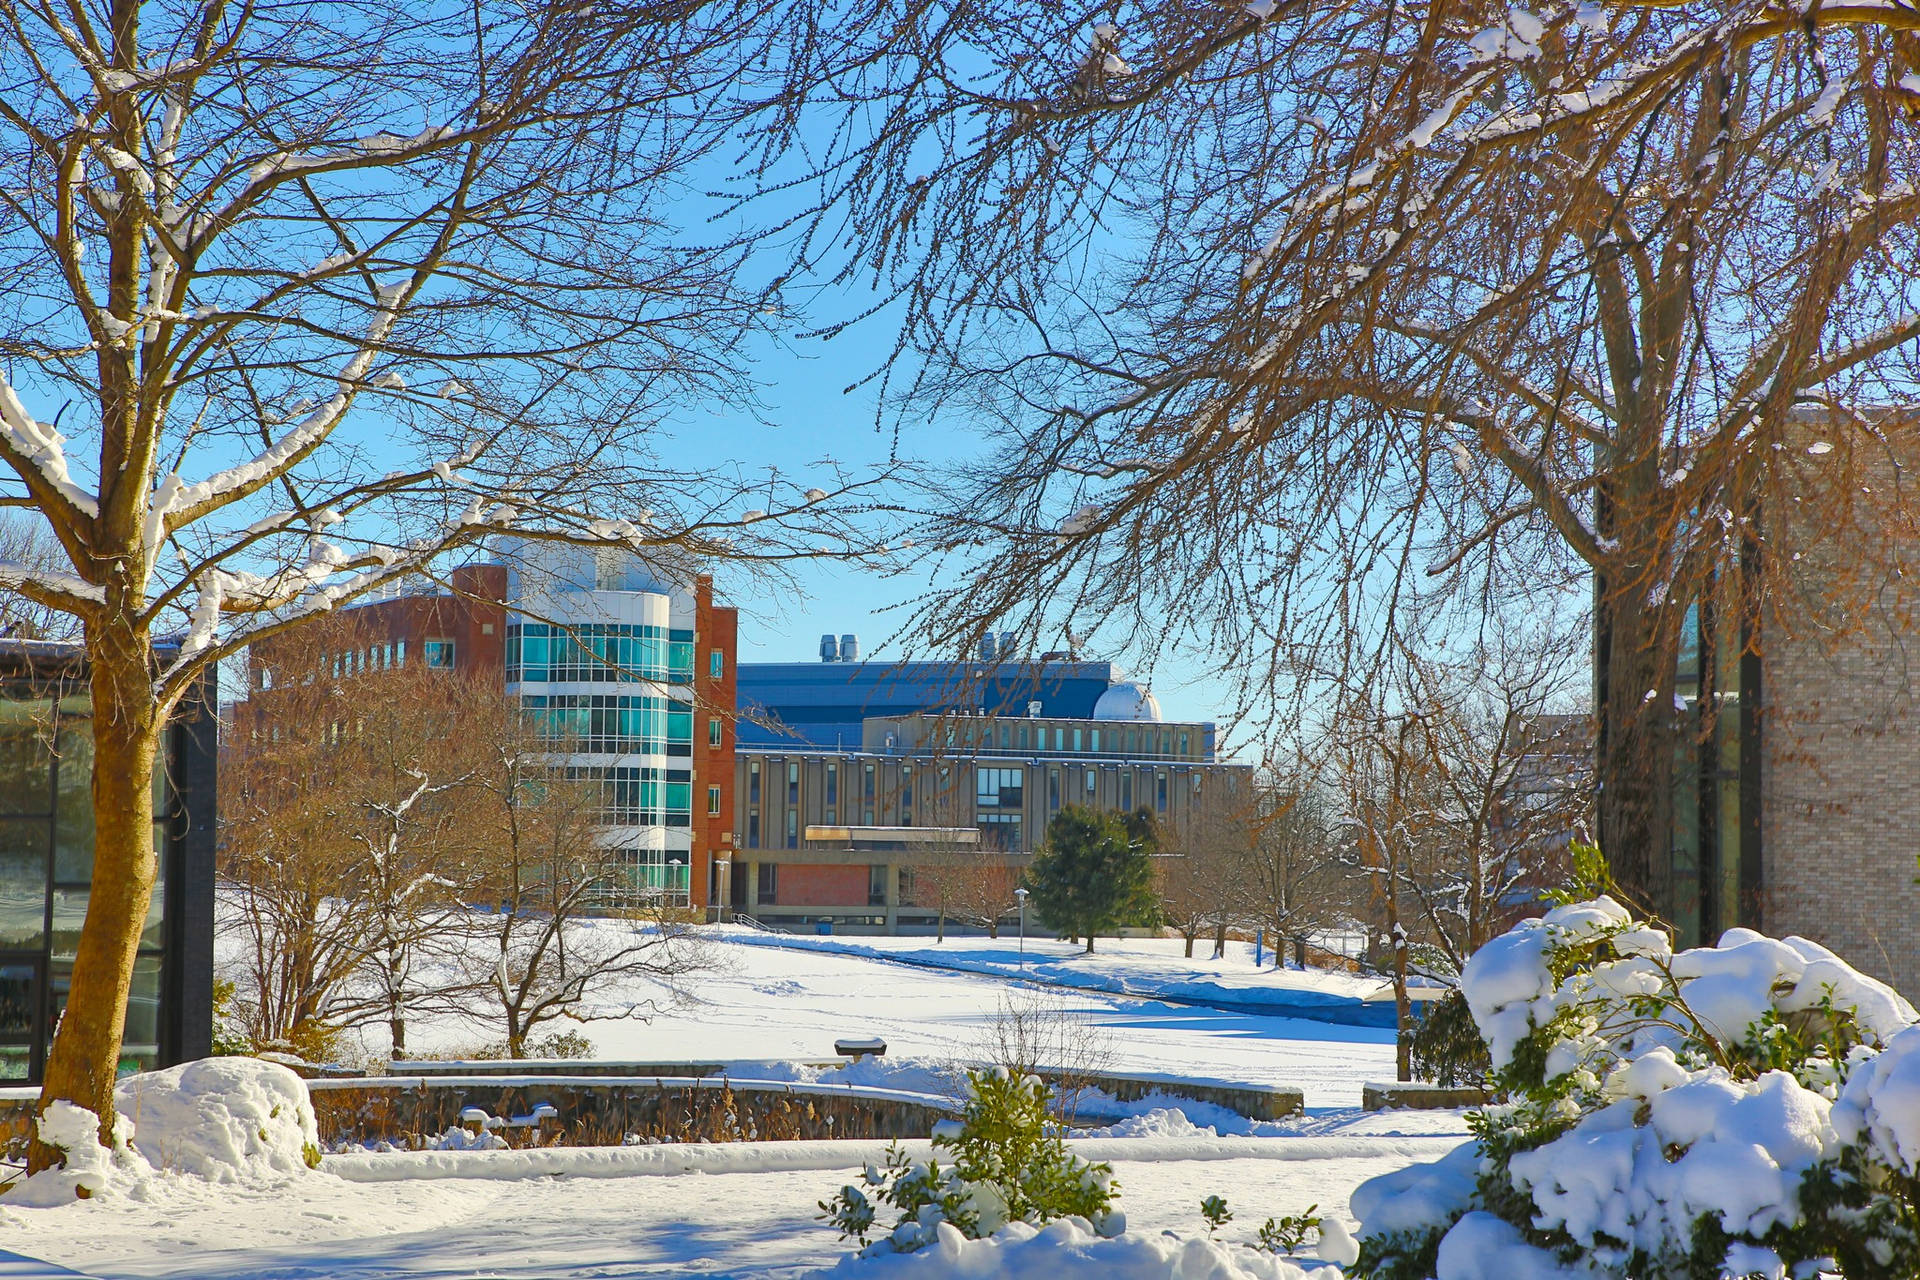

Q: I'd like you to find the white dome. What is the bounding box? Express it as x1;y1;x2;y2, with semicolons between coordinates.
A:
1092;680;1162;722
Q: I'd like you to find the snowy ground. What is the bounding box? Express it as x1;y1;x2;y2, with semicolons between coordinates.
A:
2;1121;1468;1279
11;924;1439;1278
400;932;1400;1110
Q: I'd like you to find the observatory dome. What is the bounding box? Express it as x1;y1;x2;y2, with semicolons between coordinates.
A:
1092;679;1163;722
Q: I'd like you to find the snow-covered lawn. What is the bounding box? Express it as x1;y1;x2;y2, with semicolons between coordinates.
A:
410;933;1399;1111
3;1121;1467;1279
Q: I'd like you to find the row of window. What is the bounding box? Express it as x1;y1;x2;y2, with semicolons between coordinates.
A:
520;694;694;756
566;765;694;827
507;623;695;684
923;719;1200;760
589;846;692;910
737;761;1191;852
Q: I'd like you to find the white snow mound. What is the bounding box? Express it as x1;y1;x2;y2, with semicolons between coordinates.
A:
812;1215;1342;1278
114;1056;320;1182
5;1100;148;1206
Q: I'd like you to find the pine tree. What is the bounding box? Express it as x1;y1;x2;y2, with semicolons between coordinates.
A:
1023;806;1156;954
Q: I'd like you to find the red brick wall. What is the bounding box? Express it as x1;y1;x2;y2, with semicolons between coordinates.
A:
774;864;871;908
694;575;738;914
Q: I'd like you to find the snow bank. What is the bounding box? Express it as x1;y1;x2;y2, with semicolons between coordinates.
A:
4;1101;147;1207
809;1215;1340;1279
115;1057;320;1182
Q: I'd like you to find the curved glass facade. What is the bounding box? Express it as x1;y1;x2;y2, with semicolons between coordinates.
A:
506;623;694;684
520;694;693;757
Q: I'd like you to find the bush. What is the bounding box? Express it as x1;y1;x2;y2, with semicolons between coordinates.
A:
1401;988;1490;1088
1348;896;1920;1280
819;1067;1122;1255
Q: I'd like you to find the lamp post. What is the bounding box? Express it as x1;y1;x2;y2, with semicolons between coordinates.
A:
714;856;731;923
1014;887;1029;966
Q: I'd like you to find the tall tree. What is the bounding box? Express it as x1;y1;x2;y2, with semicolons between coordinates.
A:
769;0;1920;924
1023;805;1155;954
0;0;884;1161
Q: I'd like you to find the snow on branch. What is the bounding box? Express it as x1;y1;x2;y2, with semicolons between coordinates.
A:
0;561;105;609
0;379;100;521
141;291;406;568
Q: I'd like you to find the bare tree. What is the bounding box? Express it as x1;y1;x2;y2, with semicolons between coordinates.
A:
763;0;1920;929
220;612;486;1058
1243;778;1349;970
0;0;890;1157
0;515;79;640
454;701;709;1058
911;848;1022;941
1155;806;1252;960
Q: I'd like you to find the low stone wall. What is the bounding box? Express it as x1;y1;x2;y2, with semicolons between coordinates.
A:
307;1075;959;1148
1361;1081;1490;1111
1039;1069;1304;1121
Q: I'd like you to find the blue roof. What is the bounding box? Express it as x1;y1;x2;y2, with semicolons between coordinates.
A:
736;660;1117;749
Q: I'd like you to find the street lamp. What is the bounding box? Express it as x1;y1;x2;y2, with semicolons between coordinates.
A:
1014;887;1029;965
714;856;731;923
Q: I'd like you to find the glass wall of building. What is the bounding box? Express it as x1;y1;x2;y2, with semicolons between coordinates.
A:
0;647;214;1082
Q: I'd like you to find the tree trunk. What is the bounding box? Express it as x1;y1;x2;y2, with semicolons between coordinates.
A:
1595;585;1678;924
1212;919;1228;960
33;634;161;1168
1183;933;1195;959
986;919;998;939
1084;933;1094;954
937;910;946;943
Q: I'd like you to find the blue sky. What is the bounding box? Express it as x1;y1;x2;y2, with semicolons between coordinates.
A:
691;308;1255;753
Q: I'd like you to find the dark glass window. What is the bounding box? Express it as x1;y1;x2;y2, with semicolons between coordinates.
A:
757;862;778;903
423;639;455;669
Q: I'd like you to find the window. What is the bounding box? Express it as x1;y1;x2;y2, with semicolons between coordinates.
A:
709;649;725;679
749;761;760;804
1120;772;1133;810
709;718;722;747
1086;768;1096;795
976;767;1023;810
825;763;838;806
1155;770;1169;812
899;765;912;810
747;810;759;847
1072;727;1082;752
868;865;888;907
707;785;722;815
422;639;456;669
1090;729;1100;752
864;763;875;801
1047;768;1060;810
757;862;778;903
978;812;1022;852
787;762;799;805
786;809;798;848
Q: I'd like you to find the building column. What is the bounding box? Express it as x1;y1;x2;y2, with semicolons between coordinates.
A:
884;863;900;934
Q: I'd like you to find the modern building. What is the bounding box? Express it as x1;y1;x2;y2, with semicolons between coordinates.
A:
736;640;1131;749
724;657;1252;933
1621;410;1920;997
0;641;215;1083
240;546;738;915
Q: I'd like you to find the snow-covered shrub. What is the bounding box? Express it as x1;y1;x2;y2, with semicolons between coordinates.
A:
812;1215;1335;1279
114;1056;322;1181
1348;897;1920;1280
6;1101;147;1205
820;1067;1122;1256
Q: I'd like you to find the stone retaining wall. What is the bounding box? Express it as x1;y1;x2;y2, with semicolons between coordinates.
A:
306;1076;959;1148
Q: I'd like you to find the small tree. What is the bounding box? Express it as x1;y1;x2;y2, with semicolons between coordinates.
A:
1023;806;1154;955
1245;779;1349;969
454;701;708;1057
913;850;1022;941
1157;805;1256;960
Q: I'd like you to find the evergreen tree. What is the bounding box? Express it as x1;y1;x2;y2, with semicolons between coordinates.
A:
1024;806;1156;954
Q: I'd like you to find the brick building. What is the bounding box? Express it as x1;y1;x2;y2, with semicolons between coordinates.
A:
1635;411;1920;997
239;548;738;916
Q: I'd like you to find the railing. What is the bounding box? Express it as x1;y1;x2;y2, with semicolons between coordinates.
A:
729;913;773;932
